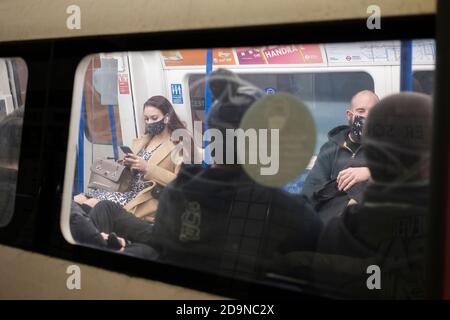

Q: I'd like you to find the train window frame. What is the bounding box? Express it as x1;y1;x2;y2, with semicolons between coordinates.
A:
62;42;435;298
0;57;27;228
61;55;91;244
0;11;443;300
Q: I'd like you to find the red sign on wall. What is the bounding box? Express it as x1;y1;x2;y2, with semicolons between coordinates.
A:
262;45;303;64
236;48;266;64
118;74;130;94
298;44;324;64
237;44;324;65
162;49;236;66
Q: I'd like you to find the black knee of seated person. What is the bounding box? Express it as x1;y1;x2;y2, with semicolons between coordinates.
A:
124;243;159;261
95;200;123;214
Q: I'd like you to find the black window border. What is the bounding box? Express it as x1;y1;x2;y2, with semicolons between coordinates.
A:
0;13;444;299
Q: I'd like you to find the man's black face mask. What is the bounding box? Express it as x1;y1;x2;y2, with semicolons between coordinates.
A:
351;115;365;142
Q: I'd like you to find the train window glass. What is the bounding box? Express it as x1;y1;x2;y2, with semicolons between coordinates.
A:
0;58;27;227
63;39;435;299
413;70;434;95
190;72;374;194
189;72;374;155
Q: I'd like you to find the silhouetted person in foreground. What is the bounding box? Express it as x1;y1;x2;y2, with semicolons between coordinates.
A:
316;92;432;299
150;69;323;280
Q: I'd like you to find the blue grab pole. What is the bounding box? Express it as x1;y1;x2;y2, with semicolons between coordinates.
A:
77;95;85;193
203;49;213;167
400;40;413;92
108;104;119;161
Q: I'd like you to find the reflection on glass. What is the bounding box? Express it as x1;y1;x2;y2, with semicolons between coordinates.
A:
0;58;26;227
67;40;435;299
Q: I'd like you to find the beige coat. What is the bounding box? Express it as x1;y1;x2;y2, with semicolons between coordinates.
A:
123;134;181;223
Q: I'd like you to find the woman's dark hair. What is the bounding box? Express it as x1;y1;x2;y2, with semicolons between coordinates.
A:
143;95;185;134
144;95;195;162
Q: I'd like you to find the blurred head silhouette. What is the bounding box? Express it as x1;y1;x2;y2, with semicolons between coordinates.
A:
363;92;432;184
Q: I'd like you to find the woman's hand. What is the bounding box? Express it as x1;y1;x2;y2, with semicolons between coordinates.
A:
74;193;88;204
84;198;100;208
124;154;148;175
74;194;100;207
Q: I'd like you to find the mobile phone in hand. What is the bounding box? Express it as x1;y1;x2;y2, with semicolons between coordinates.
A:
120;145;134;155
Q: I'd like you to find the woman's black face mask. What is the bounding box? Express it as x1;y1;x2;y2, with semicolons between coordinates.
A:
146;118;166;135
351;115;365;142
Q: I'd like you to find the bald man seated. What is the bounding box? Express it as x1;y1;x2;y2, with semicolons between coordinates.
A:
316;92;432;299
301;90;380;223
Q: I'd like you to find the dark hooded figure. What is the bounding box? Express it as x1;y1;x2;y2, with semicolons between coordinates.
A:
150;69;323;280
315;92;432;299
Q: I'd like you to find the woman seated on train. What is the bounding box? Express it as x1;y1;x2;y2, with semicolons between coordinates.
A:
74;95;186;223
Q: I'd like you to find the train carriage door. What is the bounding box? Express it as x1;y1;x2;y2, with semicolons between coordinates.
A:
126;51;168;137
77;53;137;193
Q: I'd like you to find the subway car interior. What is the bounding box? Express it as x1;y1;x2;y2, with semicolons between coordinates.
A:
0;0;449;300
